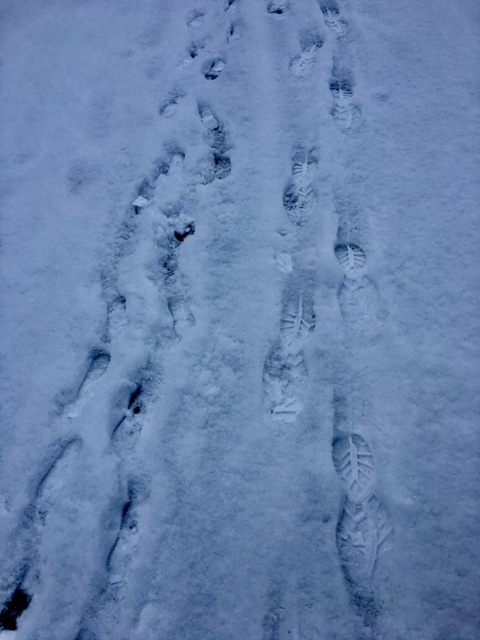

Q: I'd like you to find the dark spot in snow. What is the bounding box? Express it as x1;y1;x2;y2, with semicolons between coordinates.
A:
128;385;142;410
174;222;196;243
0;585;31;631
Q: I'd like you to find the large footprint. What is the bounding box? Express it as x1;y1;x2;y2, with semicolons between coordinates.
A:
332;433;375;502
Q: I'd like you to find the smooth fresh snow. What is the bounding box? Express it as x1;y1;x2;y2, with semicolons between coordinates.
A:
0;0;479;638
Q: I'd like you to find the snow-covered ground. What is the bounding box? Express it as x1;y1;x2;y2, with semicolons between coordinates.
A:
0;0;479;638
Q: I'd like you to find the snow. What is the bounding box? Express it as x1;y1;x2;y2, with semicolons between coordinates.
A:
0;0;479;638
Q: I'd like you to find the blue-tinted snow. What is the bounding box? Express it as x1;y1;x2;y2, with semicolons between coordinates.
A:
0;0;479;638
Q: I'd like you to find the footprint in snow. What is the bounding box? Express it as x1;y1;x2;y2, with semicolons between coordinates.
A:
228;21;241;42
283;182;316;224
266;0;288;16
274;252;293;274
289;42;322;79
319;2;348;37
263;345;306;424
186;10;205;28
330;79;361;133
167;295;196;338
337;275;384;336
332;434;375;503
204;59;226;80
179;40;207;69
336;494;393;587
132;151;185;213
334;243;367;278
280;294;316;354
291;147;318;186
334;241;384;332
34;438;83;525
283;147;318;224
197;101;232;181
111;385;145;458
107;498;142;587
66;350;111;419
159;93;184;118
263;295;314;424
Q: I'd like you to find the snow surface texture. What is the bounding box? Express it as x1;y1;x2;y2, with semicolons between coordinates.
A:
0;0;479;638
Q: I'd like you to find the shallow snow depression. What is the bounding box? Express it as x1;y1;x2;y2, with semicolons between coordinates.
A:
0;0;479;639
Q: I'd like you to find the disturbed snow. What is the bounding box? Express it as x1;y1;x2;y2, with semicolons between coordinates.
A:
0;0;479;639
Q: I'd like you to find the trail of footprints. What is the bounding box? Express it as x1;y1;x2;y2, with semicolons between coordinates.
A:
332;431;393;602
1;2;393;634
79;23;235;634
263;147;318;424
318;0;362;133
81;7;235;628
0;437;84;631
1;40;235;631
0;345;115;630
262;0;393;628
178;0;242;84
321;0;393;620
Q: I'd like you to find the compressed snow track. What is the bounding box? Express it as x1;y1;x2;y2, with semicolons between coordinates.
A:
0;0;479;639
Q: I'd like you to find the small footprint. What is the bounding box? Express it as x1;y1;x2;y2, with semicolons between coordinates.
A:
266;0;288;16
67;350;111;419
106;480;149;591
330;79;361;133
111;386;145;458
337;275;384;331
188;41;205;61
179;41;206;69
159;93;184;118
174;216;196;243
166;150;186;176
132;161;168;212
283;183;316;224
228;21;241;42
35;438;83;525
283;148;317;223
319;2;348;36
332;434;375;502
107;500;141;586
274;252;293;274
198;102;220;130
186;10;205;28
289;42;322;79
263;346;307;423
204;59;226;80
106;292;127;340
167;295;196;338
280;295;315;352
197;101;231;181
291;147;318;186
